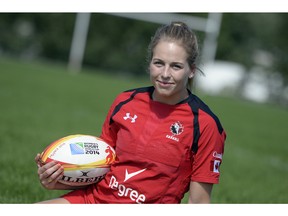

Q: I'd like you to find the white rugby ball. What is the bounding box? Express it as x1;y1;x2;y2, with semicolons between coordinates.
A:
40;134;116;186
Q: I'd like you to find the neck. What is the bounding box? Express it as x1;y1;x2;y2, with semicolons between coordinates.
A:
152;90;189;105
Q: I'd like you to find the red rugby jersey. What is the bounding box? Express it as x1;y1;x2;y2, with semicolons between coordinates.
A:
92;86;226;203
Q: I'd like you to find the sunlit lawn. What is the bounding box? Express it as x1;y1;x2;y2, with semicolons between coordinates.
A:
0;57;287;203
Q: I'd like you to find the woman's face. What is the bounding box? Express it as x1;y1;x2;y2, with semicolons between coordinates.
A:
149;40;194;105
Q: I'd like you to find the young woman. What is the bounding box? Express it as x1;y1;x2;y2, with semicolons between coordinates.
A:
35;21;226;204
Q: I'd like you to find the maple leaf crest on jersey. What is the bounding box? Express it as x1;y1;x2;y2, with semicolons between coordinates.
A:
170;121;184;135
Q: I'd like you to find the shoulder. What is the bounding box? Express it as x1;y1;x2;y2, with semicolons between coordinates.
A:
109;86;153;112
107;86;153;125
189;94;227;155
114;86;153;103
123;86;154;95
188;94;224;134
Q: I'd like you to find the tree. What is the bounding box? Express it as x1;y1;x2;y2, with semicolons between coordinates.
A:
217;13;288;84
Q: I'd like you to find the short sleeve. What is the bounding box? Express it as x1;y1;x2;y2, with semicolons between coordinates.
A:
191;110;226;184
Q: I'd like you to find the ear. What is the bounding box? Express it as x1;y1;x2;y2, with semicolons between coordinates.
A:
188;64;196;79
189;72;194;79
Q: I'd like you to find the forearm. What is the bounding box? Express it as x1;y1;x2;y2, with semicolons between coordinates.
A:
188;193;211;203
51;182;87;190
188;182;213;204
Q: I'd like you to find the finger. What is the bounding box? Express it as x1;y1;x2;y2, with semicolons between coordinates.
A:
49;165;64;182
41;164;64;186
34;153;40;162
41;177;56;186
38;161;59;179
35;153;43;167
42;177;53;185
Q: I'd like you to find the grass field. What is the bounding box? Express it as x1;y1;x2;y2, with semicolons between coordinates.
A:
0;57;288;204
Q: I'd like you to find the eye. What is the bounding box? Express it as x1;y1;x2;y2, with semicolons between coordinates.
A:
171;63;183;70
153;60;164;67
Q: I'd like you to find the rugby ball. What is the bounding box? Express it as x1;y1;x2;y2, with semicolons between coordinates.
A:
40;134;116;186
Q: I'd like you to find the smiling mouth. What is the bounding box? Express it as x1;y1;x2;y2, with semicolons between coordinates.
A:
157;80;174;86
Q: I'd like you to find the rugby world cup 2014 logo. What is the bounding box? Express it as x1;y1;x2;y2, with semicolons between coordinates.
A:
69;142;100;155
69;142;85;155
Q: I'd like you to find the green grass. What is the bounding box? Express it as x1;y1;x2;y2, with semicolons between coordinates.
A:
206;96;288;203
1;57;288;203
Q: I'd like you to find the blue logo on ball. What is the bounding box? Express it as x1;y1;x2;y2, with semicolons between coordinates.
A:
70;143;84;155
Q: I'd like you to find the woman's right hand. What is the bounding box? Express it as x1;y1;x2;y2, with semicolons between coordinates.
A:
35;153;65;190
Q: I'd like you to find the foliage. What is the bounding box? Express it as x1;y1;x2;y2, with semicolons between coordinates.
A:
84;14;160;75
0;13;75;60
0;13;159;76
1;13;288;83
217;13;288;82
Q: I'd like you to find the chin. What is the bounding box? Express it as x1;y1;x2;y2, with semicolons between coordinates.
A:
154;87;173;97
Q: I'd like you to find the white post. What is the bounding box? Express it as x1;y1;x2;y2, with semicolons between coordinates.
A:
201;13;222;64
68;13;91;74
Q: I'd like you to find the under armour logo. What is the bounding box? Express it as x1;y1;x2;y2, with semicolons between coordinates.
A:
123;113;137;123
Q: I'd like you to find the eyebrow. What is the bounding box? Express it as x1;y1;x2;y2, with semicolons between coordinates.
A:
152;58;185;65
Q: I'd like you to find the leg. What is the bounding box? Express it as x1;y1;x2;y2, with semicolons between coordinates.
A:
36;198;71;204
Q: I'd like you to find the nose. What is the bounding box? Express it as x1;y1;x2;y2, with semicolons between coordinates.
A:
161;65;171;79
